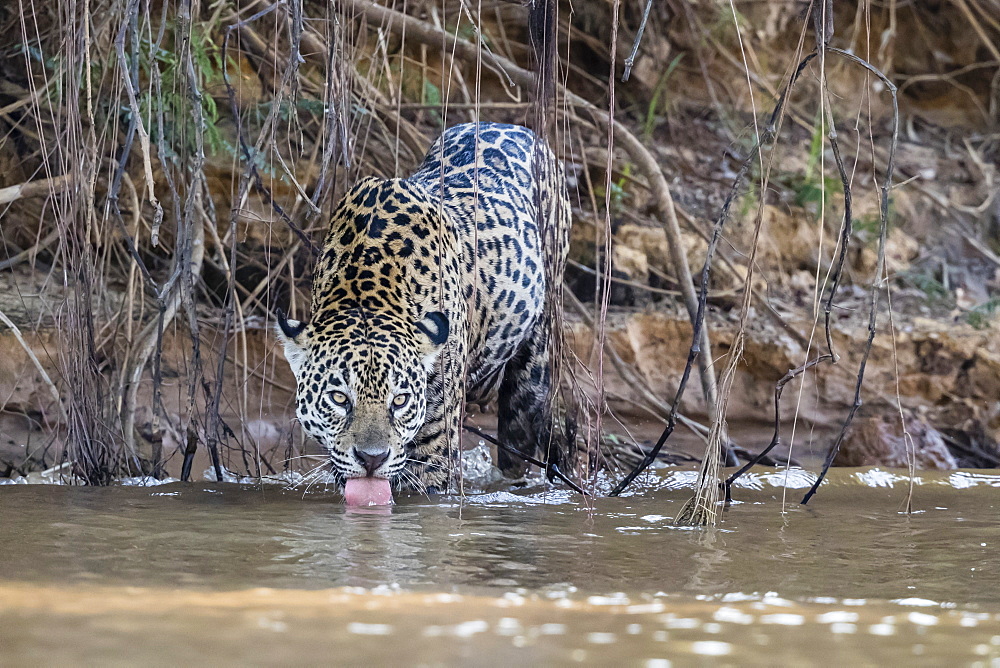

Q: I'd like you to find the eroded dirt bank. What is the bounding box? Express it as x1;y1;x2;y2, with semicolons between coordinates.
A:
3;276;997;479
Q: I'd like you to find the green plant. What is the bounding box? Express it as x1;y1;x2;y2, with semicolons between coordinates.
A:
790;173;842;210
595;164;632;217
737;178;760;220
966;297;999;329
709;4;749;39
14;41;60;71
452;21;483;45
252;98;325;126
784;119;843;214
132;23;228;159
900;270;949;302
422;78;444;127
804;117;824;176
642;54;685;140
13;41;68;104
853;213;881;239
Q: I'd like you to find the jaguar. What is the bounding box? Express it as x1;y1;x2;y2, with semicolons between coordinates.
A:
277;122;570;503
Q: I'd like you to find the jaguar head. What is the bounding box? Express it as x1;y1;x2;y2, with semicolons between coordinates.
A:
276;308;448;489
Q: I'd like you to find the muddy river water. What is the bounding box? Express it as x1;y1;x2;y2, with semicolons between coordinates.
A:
1;467;998;665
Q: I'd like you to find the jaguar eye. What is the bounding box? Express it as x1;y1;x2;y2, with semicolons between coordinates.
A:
331;391;349;406
391;393;410;408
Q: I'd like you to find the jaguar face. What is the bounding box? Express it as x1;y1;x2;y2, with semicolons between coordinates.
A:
276;309;448;485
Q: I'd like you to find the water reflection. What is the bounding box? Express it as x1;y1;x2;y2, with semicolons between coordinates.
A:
0;468;997;602
2;468;1000;664
685;529;731;593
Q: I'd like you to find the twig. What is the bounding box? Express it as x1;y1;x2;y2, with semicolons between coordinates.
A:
563;287;713;467
725;30;852;503
307;5;350;211
717;36;899;506
220;3;320;256
112;0;164;243
121;0;208;475
0;173;74;205
673;0;804;526
0;227;60;272
568;258;740;299
621;0;655;82
593;0;621;486
0;309;68;424
583;108;722;443
939;432;1000;468
963;233;1000;270
463;424;585;495
723;355;829;503
200;0;318;480
670;206;813;350
800;47;899;505
610;52;819;498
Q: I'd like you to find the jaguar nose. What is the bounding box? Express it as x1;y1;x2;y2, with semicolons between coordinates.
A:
353;447;390;476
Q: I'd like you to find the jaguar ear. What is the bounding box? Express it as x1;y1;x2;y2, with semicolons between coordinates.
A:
275;308;309;377
414;311;449;371
415;311;449;345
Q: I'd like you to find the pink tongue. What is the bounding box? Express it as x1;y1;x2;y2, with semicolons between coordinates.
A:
344;477;393;507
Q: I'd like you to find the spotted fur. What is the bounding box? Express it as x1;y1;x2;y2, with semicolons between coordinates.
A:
278;122;570;492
